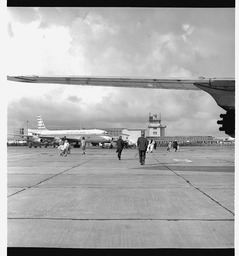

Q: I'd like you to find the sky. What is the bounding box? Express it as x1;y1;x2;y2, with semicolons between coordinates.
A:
5;7;235;137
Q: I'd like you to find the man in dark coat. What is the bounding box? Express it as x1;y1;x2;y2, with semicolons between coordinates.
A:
137;132;149;165
173;140;178;152
116;136;124;160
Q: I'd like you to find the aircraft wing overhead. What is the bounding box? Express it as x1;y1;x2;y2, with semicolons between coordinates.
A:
7;75;207;90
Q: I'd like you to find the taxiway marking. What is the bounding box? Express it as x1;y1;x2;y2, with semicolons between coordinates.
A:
173;159;193;163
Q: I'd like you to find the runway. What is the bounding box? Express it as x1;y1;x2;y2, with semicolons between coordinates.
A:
7;145;234;248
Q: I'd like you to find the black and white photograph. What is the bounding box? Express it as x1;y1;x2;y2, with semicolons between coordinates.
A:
3;3;236;255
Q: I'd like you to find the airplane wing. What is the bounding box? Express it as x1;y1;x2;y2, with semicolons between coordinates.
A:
7;75;234;91
38;134;81;143
39;134;112;144
6;75;204;90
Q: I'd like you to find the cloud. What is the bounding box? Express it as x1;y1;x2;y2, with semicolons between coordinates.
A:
67;95;82;103
7;83;223;136
97;88;222;135
7;8;234;77
8;7;39;24
182;23;194;42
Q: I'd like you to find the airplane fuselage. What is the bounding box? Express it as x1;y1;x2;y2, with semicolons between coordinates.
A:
29;129;108;136
28;129;112;144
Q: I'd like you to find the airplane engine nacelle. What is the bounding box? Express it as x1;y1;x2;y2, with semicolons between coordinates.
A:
217;110;235;138
32;136;42;143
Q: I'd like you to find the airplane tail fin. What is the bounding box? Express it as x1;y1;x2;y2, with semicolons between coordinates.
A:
37;115;47;130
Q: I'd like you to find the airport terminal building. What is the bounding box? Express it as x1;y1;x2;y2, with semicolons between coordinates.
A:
103;113;228;146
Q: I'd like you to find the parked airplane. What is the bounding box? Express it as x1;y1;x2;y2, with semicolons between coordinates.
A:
7;76;235;137
27;115;113;147
213;136;235;142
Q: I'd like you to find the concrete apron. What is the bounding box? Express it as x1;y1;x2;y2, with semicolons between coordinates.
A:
7;146;234;248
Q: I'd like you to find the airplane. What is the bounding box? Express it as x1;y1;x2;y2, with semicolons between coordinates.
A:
213;136;235;142
7;76;235;138
27;115;113;147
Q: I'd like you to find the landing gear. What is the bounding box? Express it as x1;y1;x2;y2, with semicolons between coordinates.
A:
217;110;235;138
73;142;81;148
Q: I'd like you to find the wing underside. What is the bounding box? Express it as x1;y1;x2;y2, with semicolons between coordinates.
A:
7;76;204;90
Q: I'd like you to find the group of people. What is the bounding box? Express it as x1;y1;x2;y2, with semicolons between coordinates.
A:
58;137;86;156
116;133;180;165
58;140;70;156
167;140;179;152
58;134;179;165
116;133;153;165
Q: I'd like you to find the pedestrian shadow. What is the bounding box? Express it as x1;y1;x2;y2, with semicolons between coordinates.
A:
169;166;235;173
132;165;234;173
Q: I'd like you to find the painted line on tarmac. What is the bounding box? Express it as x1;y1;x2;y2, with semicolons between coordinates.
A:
7;160;91;198
173;159;193;163
7;188;26;197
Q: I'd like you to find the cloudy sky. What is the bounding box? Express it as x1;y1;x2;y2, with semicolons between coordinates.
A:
5;7;235;136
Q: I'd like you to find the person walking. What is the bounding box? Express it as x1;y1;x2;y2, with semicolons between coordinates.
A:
167;141;172;152
137;132;149;165
116;136;124;160
147;139;155;153
81;137;86;155
149;139;155;153
58;144;64;155
146;140;150;153
62;140;70;156
172;140;178;152
154;141;157;150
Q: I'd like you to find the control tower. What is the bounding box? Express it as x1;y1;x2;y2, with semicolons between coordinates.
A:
147;113;166;137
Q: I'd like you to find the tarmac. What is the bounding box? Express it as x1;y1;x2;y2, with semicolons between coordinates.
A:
7;145;235;248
